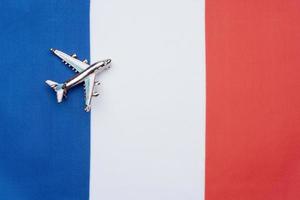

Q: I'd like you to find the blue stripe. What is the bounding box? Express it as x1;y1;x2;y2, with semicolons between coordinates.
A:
0;1;90;199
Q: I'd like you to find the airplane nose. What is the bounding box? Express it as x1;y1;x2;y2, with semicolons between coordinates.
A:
105;59;112;65
105;59;112;68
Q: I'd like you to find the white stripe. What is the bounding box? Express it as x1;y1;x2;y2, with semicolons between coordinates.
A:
90;0;205;199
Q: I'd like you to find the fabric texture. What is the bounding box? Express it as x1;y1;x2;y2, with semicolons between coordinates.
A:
0;1;90;199
206;0;300;199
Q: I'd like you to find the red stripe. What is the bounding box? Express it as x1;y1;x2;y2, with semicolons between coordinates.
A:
205;0;300;199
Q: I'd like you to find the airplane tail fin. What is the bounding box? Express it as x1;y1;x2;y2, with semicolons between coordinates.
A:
45;80;66;103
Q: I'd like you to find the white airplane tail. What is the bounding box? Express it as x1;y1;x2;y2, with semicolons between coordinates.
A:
45;80;65;103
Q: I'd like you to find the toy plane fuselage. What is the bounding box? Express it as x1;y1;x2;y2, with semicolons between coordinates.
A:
46;49;111;112
65;60;109;89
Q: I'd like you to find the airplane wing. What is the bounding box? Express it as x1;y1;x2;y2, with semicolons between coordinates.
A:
51;49;89;73
84;73;96;112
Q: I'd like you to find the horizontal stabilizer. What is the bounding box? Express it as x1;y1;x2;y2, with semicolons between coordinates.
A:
45;80;65;103
45;80;58;89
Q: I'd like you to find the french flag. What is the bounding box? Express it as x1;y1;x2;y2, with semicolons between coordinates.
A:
0;0;299;200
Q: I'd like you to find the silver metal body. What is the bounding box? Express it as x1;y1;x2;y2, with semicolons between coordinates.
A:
45;49;111;112
64;61;107;89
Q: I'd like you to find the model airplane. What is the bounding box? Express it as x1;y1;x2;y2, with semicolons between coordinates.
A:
46;49;111;112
